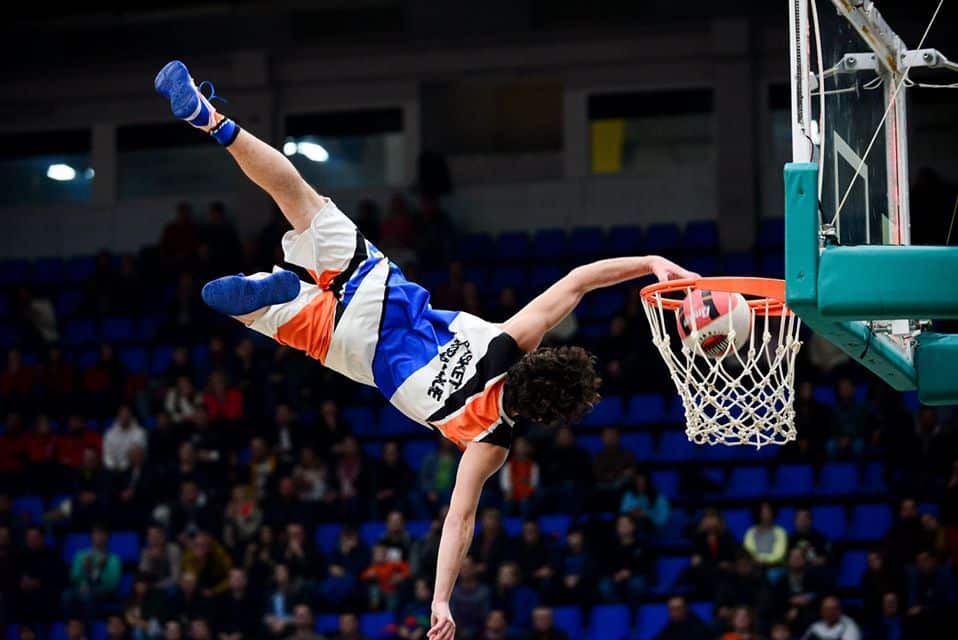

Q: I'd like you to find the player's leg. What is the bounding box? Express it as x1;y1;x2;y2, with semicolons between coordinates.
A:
154;60;323;233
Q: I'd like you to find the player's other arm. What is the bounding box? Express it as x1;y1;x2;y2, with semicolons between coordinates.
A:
428;442;508;640
502;255;698;351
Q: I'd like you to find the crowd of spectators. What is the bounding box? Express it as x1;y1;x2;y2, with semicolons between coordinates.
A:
1;196;957;640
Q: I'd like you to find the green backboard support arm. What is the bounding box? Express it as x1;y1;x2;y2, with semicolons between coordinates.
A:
784;162;958;404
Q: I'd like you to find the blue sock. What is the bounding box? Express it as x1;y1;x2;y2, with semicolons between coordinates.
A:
201;271;301;316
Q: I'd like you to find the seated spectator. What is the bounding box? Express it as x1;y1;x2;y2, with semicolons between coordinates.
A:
530;607;568;640
515;520;556;595
373;441;417;518
57;415;103;471
380;510;412;560
163;620;183;640
104;614;128;640
771;548;827;631
212;568;259;640
334;612;370;640
265;564;309;637
63;524;122;618
315;399;351;455
919;512;948;560
419;438;459;512
165;377;203;425
13;288;58;349
181;532;232;598
334;436;369;519
65;447;112;530
170;481;218;539
268;476;315;532
160;202;199;266
593;428;635;507
281;522;324;583
270;404;305;465
685;508;738;598
24;414;58;496
490;562;540;633
480;609;508;640
555;527;594;605
287;604;328;640
188;618;212;640
769;622;795;640
449;556;491;640
593;315;637;395
139;525;182;590
2;349;37;413
861;552;897;625
202;370;243;426
866;592;904;640
789;381;833;462
293;447;334;505
904;550;957;638
15;525;64;623
112;444;156;528
885;498;922;573
320;525;368;609
470;508;511;579
654;596;711;640
221;485;263;553
148;412;183;469
619;469;670;537
409;509;444;583
433;261;466;310
719;606;759;640
499;437;539;517
360;543;410;612
164;347;196;388
123;574;166;638
65;619;89;640
789;508;831;566
716;552;770;623
743;501;788;571
489;287;520;324
167;443;210;502
461;281;484;317
0;413;27;492
103;405;147;472
803;596;861;640
164;571;209;627
248;437;277;499
397;578;432;639
599;514;651;606
242;525;279;595
82;345;127;417
827;378;865;459
539;425;592;515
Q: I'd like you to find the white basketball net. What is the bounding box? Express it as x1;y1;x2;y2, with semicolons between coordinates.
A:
642;287;804;447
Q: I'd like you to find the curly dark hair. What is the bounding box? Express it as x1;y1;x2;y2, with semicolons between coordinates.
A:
502;345;602;425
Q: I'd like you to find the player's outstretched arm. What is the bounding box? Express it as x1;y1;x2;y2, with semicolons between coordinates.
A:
502;255;698;351
428;442;509;640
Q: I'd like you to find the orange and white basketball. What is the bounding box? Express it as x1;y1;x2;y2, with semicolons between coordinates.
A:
676;290;751;359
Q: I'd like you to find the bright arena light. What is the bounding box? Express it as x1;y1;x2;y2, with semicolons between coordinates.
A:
46;164;77;181
296;141;329;162
282;141;297;156
83;168;95;180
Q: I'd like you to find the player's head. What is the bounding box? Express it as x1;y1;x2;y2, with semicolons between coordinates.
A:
504;345;601;426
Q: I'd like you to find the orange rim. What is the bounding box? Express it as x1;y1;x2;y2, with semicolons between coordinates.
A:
640;276;791;316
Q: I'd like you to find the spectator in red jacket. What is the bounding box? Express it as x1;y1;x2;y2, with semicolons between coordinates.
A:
57;415;103;471
203;370;243;425
0;413;27;492
25;414;58;496
1;349;36;413
40;346;78;415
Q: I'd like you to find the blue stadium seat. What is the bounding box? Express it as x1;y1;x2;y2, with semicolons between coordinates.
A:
776;506;797;532
626;395;666;425
33;257;64;284
772;464;815;498
362;442;383;460
581;396;624;428
847;504;893;541
838;550;868;588
759;218;786;248
118;573;134;598
66;255;97;281
811;505;847;540
726;467;769;499
683;221;718;251
402;440;437;471
724;252;756;277
109;532;140;564
359;522;386;548
316;614;340;634
633;604;669;640
528;265;565;292
685;256;719;277
150;345;175;376
360;612;395;639
502;517;522;537
379;406;420;437
657;430;701;463
701;467;726;488
101;316;135;342
12;496;44;524
137;316;161;341
723;508;752;540
568;227;605;258
63;533;92;563
407;520;431;538
861;461;887;494
608;225;643;255
689;601;714;624
659;508;690;546
651;470;680;500
460;233;494;263
495;232;530;261
55;290;86;316
919;502;940;518
588;604;630;640
62;319;98;346
463;266;489;290
6;625;19;640
540;514;572;539
902;390;920;412
552;607;583;639
491;266;527;292
620;433;654;462
645;224;681;253
315;524;343;554
532;229;567;258
578;435;603;456
0;324;19;349
118;348;149;374
0;259;30;285
419;269;446;291
651;556;689;595
760;252;785;279
581;290;625;320
48;623;67;640
76;349;99;369
819;462;859;496
341;407;377;437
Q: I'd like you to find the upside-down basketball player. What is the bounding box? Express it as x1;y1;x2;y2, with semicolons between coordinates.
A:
155;60;698;640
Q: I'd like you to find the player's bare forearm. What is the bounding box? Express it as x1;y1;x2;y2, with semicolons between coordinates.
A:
570;255;698;293
432;505;476;603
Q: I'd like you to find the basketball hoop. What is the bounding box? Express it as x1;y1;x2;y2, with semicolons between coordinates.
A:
640;277;803;447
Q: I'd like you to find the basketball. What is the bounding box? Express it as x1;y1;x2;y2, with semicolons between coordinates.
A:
675;290;751;358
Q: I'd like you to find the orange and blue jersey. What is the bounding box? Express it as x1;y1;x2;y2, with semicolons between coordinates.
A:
248;200;523;450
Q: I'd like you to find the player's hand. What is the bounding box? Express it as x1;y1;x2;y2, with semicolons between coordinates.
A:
428;601;455;640
650;256;700;282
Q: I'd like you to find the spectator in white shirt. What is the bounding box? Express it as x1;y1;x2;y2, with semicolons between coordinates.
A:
802;596;861;640
103;405;148;471
165;376;203;424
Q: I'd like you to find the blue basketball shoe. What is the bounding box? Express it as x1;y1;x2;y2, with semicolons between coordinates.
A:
154;60;239;146
202;270;302;317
